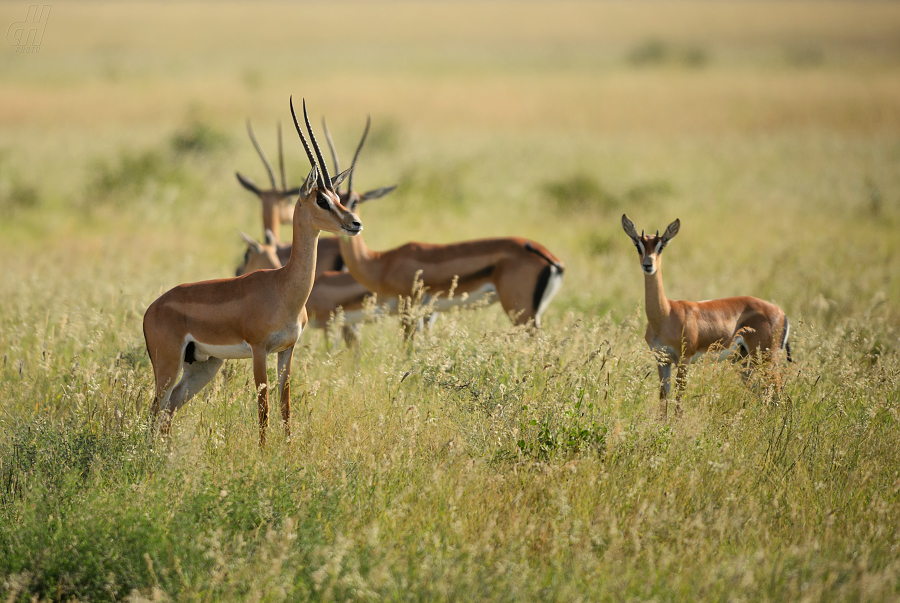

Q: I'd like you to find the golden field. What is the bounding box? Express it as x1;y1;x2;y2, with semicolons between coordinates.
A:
1;2;899;601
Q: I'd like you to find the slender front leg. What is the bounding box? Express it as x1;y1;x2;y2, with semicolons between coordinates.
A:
657;362;673;420
673;363;688;417
277;346;294;437
252;348;269;446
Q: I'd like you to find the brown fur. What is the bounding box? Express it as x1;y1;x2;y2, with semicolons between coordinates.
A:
144;155;361;445
622;214;789;418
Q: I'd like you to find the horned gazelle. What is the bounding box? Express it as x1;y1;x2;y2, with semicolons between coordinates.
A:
235;119;344;278
332;117;565;330
143;99;362;444
621;214;792;418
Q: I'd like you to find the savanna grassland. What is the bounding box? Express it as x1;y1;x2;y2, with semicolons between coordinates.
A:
2;2;900;601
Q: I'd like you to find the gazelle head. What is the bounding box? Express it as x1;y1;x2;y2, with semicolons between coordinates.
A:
622;214;680;276
235;120;300;242
322;115;397;214
235;229;282;276
290;98;363;237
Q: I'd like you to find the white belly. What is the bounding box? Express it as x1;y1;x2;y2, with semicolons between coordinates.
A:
687;337;747;364
190;339;252;360
430;283;497;312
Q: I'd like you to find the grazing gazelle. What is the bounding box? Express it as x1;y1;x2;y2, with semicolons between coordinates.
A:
235;119;344;278
621;214;792;418
143;99;362;444
235;230;386;346
331;117;565;330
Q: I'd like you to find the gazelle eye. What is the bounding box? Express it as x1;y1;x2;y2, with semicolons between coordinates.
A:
316;194;330;210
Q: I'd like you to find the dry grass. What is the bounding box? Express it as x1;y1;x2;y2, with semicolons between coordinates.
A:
1;2;900;601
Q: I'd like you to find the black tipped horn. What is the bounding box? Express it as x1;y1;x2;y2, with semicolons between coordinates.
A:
321;118;341;191
290;97;320;181
302;99;331;190
277;121;286;190
348;115;371;194
246;119;276;188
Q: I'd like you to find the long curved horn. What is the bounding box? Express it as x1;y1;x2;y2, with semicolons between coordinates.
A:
290;97;324;189
302;99;331;190
321;118;341;191
277;121;286;190
246;119;276;188
348;115;371;194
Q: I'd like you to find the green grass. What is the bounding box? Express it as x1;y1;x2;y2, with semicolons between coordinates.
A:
2;1;900;601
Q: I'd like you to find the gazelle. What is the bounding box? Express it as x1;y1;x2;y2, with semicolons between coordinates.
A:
332;117;565;330
143;98;362;444
621;214;792;418
235;119;344;278
235;230;389;346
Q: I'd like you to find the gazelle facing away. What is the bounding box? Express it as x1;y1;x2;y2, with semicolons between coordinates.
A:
331;117;565;330
143;99;362;444
621;214;792;418
235;120;344;278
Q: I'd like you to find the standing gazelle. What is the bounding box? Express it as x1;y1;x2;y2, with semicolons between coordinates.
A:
143;99;362;444
621;214;792;418
331;117;565;330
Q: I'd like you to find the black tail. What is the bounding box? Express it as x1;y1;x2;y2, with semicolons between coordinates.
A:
525;242;564;313
782;316;793;363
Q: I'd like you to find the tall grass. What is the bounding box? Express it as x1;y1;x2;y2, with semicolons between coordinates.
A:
1;1;900;601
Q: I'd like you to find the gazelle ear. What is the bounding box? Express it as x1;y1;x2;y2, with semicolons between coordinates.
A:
359;185;398;203
236;172;261;195
661;219;680;247
264;229;276;245
330;167;353;190
300;165;319;197
621;214;640;241
239;230;262;252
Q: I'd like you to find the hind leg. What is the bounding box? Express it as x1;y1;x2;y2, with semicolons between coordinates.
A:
166;357;225;415
147;344;184;433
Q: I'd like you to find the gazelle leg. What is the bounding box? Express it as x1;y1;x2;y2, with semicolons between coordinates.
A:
252;348;269;446
277;346;294;437
657;362;673;419
341;324;362;348
166;357;225;416
673;363;688;417
149;350;183;435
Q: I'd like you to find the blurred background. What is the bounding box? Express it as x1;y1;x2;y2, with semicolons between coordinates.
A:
1;1;899;332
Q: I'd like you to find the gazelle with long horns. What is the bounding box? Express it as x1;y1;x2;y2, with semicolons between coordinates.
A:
621;214;792;418
235;120;344;278
331;117;566;331
143;99;362;444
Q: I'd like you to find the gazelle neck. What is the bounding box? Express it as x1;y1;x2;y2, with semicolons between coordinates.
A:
263;202;281;242
338;232;380;288
277;213;319;315
644;262;671;331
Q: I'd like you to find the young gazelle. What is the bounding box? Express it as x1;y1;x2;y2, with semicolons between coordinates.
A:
621;214;792;418
235;120;344;278
143;99;362;444
332;117;565;330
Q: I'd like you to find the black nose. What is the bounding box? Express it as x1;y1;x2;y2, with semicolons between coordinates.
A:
350;219;361;229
